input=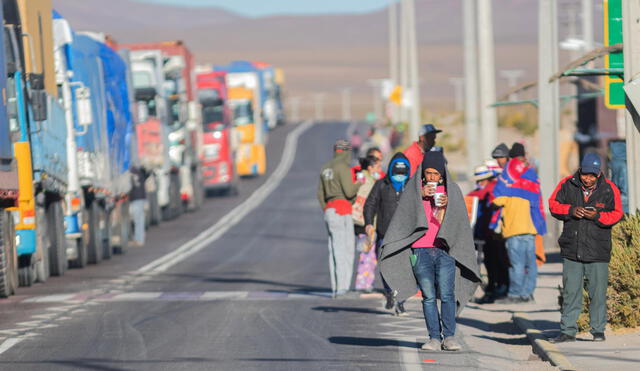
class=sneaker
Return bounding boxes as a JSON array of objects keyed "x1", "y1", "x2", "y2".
[
  {"x1": 494, "y1": 296, "x2": 525, "y2": 304},
  {"x1": 395, "y1": 302, "x2": 408, "y2": 316},
  {"x1": 592, "y1": 332, "x2": 606, "y2": 342},
  {"x1": 420, "y1": 338, "x2": 441, "y2": 351},
  {"x1": 442, "y1": 337, "x2": 462, "y2": 351},
  {"x1": 384, "y1": 291, "x2": 396, "y2": 310},
  {"x1": 549, "y1": 333, "x2": 576, "y2": 344},
  {"x1": 521, "y1": 295, "x2": 536, "y2": 303},
  {"x1": 475, "y1": 294, "x2": 495, "y2": 304}
]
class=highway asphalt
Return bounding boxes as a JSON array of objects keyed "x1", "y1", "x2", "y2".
[{"x1": 0, "y1": 121, "x2": 553, "y2": 371}]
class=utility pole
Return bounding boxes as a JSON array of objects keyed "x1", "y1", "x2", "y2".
[
  {"x1": 399, "y1": 0, "x2": 409, "y2": 125},
  {"x1": 463, "y1": 0, "x2": 480, "y2": 175},
  {"x1": 538, "y1": 0, "x2": 560, "y2": 236},
  {"x1": 582, "y1": 0, "x2": 594, "y2": 51},
  {"x1": 314, "y1": 93, "x2": 325, "y2": 122},
  {"x1": 388, "y1": 0, "x2": 399, "y2": 124},
  {"x1": 449, "y1": 77, "x2": 464, "y2": 112},
  {"x1": 341, "y1": 88, "x2": 352, "y2": 123},
  {"x1": 406, "y1": 0, "x2": 421, "y2": 139},
  {"x1": 622, "y1": 0, "x2": 640, "y2": 214},
  {"x1": 477, "y1": 0, "x2": 498, "y2": 159}
]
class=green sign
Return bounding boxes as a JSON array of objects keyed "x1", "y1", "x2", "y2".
[{"x1": 604, "y1": 0, "x2": 624, "y2": 109}]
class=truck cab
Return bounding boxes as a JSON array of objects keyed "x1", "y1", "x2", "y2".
[
  {"x1": 227, "y1": 87, "x2": 266, "y2": 177},
  {"x1": 196, "y1": 71, "x2": 236, "y2": 194}
]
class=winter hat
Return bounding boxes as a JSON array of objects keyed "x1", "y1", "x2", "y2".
[
  {"x1": 509, "y1": 142, "x2": 526, "y2": 158},
  {"x1": 491, "y1": 143, "x2": 509, "y2": 159},
  {"x1": 421, "y1": 150, "x2": 446, "y2": 176},
  {"x1": 473, "y1": 165, "x2": 494, "y2": 181},
  {"x1": 580, "y1": 152, "x2": 602, "y2": 175}
]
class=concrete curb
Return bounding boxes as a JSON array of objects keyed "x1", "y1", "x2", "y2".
[{"x1": 512, "y1": 312, "x2": 576, "y2": 371}]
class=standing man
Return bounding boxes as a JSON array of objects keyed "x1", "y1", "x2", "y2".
[
  {"x1": 129, "y1": 166, "x2": 149, "y2": 247},
  {"x1": 548, "y1": 153, "x2": 623, "y2": 343},
  {"x1": 493, "y1": 143, "x2": 547, "y2": 303},
  {"x1": 318, "y1": 140, "x2": 362, "y2": 297},
  {"x1": 404, "y1": 124, "x2": 442, "y2": 176}
]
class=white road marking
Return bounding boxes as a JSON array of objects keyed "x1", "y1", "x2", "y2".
[
  {"x1": 135, "y1": 120, "x2": 313, "y2": 278},
  {"x1": 0, "y1": 338, "x2": 23, "y2": 354}
]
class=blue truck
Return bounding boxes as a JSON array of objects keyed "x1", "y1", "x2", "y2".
[
  {"x1": 53, "y1": 13, "x2": 134, "y2": 266},
  {"x1": 2, "y1": 0, "x2": 69, "y2": 287}
]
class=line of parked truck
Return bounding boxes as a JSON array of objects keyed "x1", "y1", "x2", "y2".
[{"x1": 0, "y1": 0, "x2": 287, "y2": 298}]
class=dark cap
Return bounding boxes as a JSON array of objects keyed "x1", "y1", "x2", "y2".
[
  {"x1": 509, "y1": 142, "x2": 526, "y2": 158},
  {"x1": 491, "y1": 143, "x2": 509, "y2": 159},
  {"x1": 580, "y1": 153, "x2": 602, "y2": 175},
  {"x1": 421, "y1": 150, "x2": 446, "y2": 176},
  {"x1": 418, "y1": 124, "x2": 442, "y2": 137}
]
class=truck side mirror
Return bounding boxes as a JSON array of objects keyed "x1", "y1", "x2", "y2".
[
  {"x1": 137, "y1": 101, "x2": 149, "y2": 123},
  {"x1": 75, "y1": 87, "x2": 93, "y2": 133},
  {"x1": 30, "y1": 89, "x2": 47, "y2": 122}
]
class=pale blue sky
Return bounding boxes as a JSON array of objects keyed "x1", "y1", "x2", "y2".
[{"x1": 134, "y1": 0, "x2": 390, "y2": 17}]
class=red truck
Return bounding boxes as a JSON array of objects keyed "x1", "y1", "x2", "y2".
[{"x1": 196, "y1": 71, "x2": 237, "y2": 195}]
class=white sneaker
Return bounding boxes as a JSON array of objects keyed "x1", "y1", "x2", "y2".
[
  {"x1": 442, "y1": 337, "x2": 462, "y2": 351},
  {"x1": 420, "y1": 338, "x2": 441, "y2": 351}
]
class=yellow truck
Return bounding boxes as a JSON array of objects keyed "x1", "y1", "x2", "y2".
[{"x1": 228, "y1": 87, "x2": 266, "y2": 176}]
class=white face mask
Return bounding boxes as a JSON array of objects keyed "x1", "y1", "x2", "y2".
[{"x1": 372, "y1": 172, "x2": 382, "y2": 180}]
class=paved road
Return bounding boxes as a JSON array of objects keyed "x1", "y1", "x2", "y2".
[{"x1": 0, "y1": 122, "x2": 554, "y2": 370}]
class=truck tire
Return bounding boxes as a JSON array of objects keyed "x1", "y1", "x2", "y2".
[
  {"x1": 148, "y1": 191, "x2": 160, "y2": 226},
  {"x1": 113, "y1": 200, "x2": 130, "y2": 255},
  {"x1": 102, "y1": 206, "x2": 112, "y2": 260},
  {"x1": 87, "y1": 201, "x2": 103, "y2": 265},
  {"x1": 69, "y1": 236, "x2": 88, "y2": 269},
  {"x1": 35, "y1": 204, "x2": 49, "y2": 283},
  {"x1": 0, "y1": 211, "x2": 18, "y2": 298},
  {"x1": 47, "y1": 201, "x2": 67, "y2": 277}
]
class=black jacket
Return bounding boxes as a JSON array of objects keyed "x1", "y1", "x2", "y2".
[
  {"x1": 130, "y1": 167, "x2": 149, "y2": 201},
  {"x1": 363, "y1": 178, "x2": 402, "y2": 240},
  {"x1": 549, "y1": 172, "x2": 623, "y2": 263}
]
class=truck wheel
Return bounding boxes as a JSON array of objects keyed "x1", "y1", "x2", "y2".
[
  {"x1": 102, "y1": 206, "x2": 112, "y2": 260},
  {"x1": 47, "y1": 201, "x2": 67, "y2": 277},
  {"x1": 149, "y1": 191, "x2": 160, "y2": 226},
  {"x1": 69, "y1": 237, "x2": 88, "y2": 269},
  {"x1": 114, "y1": 200, "x2": 130, "y2": 255},
  {"x1": 31, "y1": 206, "x2": 51, "y2": 283},
  {"x1": 87, "y1": 201, "x2": 103, "y2": 264},
  {"x1": 0, "y1": 211, "x2": 18, "y2": 298}
]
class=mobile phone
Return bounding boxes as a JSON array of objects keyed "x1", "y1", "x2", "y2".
[{"x1": 584, "y1": 206, "x2": 596, "y2": 211}]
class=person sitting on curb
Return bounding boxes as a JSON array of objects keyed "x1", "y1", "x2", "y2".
[
  {"x1": 379, "y1": 151, "x2": 481, "y2": 352},
  {"x1": 548, "y1": 153, "x2": 623, "y2": 343}
]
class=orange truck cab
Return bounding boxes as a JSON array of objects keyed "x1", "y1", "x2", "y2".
[{"x1": 196, "y1": 71, "x2": 237, "y2": 195}]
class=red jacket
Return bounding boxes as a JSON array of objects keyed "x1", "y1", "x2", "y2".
[{"x1": 403, "y1": 141, "x2": 423, "y2": 177}]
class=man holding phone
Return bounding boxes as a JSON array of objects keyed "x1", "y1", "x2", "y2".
[{"x1": 548, "y1": 153, "x2": 624, "y2": 343}]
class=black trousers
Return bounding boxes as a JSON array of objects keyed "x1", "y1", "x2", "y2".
[{"x1": 483, "y1": 235, "x2": 509, "y2": 290}]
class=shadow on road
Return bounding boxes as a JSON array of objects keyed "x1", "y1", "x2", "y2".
[
  {"x1": 329, "y1": 336, "x2": 417, "y2": 349},
  {"x1": 166, "y1": 273, "x2": 331, "y2": 293},
  {"x1": 312, "y1": 306, "x2": 390, "y2": 315}
]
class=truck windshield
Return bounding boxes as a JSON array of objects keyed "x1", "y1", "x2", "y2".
[
  {"x1": 202, "y1": 105, "x2": 224, "y2": 130},
  {"x1": 231, "y1": 102, "x2": 253, "y2": 126},
  {"x1": 132, "y1": 71, "x2": 153, "y2": 88}
]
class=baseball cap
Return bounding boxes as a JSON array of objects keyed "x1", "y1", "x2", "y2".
[
  {"x1": 580, "y1": 153, "x2": 602, "y2": 175},
  {"x1": 418, "y1": 124, "x2": 442, "y2": 136}
]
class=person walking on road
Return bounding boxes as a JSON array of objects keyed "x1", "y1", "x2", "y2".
[
  {"x1": 129, "y1": 166, "x2": 149, "y2": 247},
  {"x1": 493, "y1": 143, "x2": 547, "y2": 304},
  {"x1": 364, "y1": 152, "x2": 412, "y2": 314},
  {"x1": 467, "y1": 165, "x2": 508, "y2": 303},
  {"x1": 403, "y1": 124, "x2": 442, "y2": 176},
  {"x1": 548, "y1": 153, "x2": 623, "y2": 343},
  {"x1": 352, "y1": 156, "x2": 383, "y2": 293},
  {"x1": 318, "y1": 140, "x2": 362, "y2": 297},
  {"x1": 379, "y1": 151, "x2": 481, "y2": 351},
  {"x1": 491, "y1": 143, "x2": 510, "y2": 169}
]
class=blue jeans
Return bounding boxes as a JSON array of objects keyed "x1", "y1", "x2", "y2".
[
  {"x1": 505, "y1": 234, "x2": 537, "y2": 298},
  {"x1": 412, "y1": 248, "x2": 456, "y2": 340}
]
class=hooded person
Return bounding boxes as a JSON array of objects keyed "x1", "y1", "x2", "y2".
[
  {"x1": 379, "y1": 151, "x2": 481, "y2": 351},
  {"x1": 364, "y1": 152, "x2": 411, "y2": 314}
]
